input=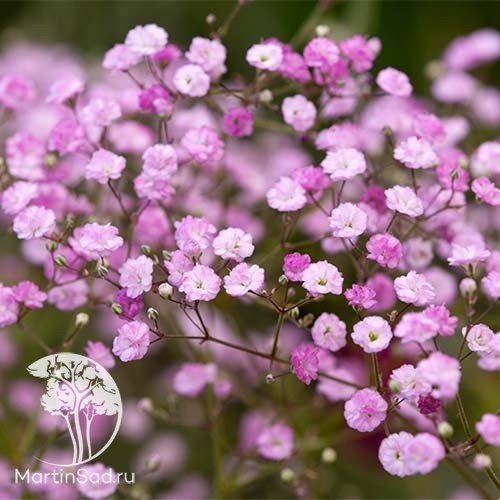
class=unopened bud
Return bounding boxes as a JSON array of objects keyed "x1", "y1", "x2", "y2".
[
  {"x1": 458, "y1": 157, "x2": 469, "y2": 169},
  {"x1": 145, "y1": 454, "x2": 161, "y2": 473},
  {"x1": 321, "y1": 447, "x2": 337, "y2": 463},
  {"x1": 96, "y1": 263, "x2": 109, "y2": 277},
  {"x1": 278, "y1": 274, "x2": 288, "y2": 286},
  {"x1": 280, "y1": 468, "x2": 295, "y2": 483},
  {"x1": 388, "y1": 379, "x2": 401, "y2": 393},
  {"x1": 459, "y1": 278, "x2": 476, "y2": 297},
  {"x1": 75, "y1": 312, "x2": 89, "y2": 328},
  {"x1": 265, "y1": 373, "x2": 275, "y2": 384},
  {"x1": 138, "y1": 397, "x2": 153, "y2": 413},
  {"x1": 259, "y1": 89, "x2": 273, "y2": 103},
  {"x1": 300, "y1": 313, "x2": 315, "y2": 328},
  {"x1": 472, "y1": 453, "x2": 492, "y2": 470},
  {"x1": 45, "y1": 152, "x2": 58, "y2": 168},
  {"x1": 111, "y1": 303, "x2": 123, "y2": 315},
  {"x1": 315, "y1": 25, "x2": 330, "y2": 37},
  {"x1": 437, "y1": 421, "x2": 454, "y2": 439},
  {"x1": 158, "y1": 282, "x2": 173, "y2": 299},
  {"x1": 141, "y1": 245, "x2": 152, "y2": 256},
  {"x1": 206, "y1": 13, "x2": 216, "y2": 24},
  {"x1": 147, "y1": 307, "x2": 159, "y2": 321},
  {"x1": 46, "y1": 241, "x2": 58, "y2": 253},
  {"x1": 65, "y1": 214, "x2": 75, "y2": 229},
  {"x1": 162, "y1": 250, "x2": 172, "y2": 261},
  {"x1": 54, "y1": 254, "x2": 67, "y2": 267},
  {"x1": 288, "y1": 306, "x2": 300, "y2": 320},
  {"x1": 425, "y1": 60, "x2": 444, "y2": 80}
]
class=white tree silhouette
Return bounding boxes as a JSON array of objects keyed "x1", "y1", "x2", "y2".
[{"x1": 28, "y1": 353, "x2": 121, "y2": 465}]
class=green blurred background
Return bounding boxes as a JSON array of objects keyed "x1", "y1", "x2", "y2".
[{"x1": 0, "y1": 0, "x2": 499, "y2": 92}]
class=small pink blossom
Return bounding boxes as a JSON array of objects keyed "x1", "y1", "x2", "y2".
[
  {"x1": 12, "y1": 281, "x2": 46, "y2": 309},
  {"x1": 173, "y1": 362, "x2": 217, "y2": 397},
  {"x1": 213, "y1": 228, "x2": 254, "y2": 262},
  {"x1": 1, "y1": 181, "x2": 38, "y2": 216},
  {"x1": 221, "y1": 107, "x2": 254, "y2": 137},
  {"x1": 376, "y1": 67, "x2": 413, "y2": 97},
  {"x1": 471, "y1": 177, "x2": 500, "y2": 206},
  {"x1": 186, "y1": 37, "x2": 226, "y2": 78},
  {"x1": 283, "y1": 252, "x2": 311, "y2": 282},
  {"x1": 394, "y1": 136, "x2": 438, "y2": 169},
  {"x1": 389, "y1": 364, "x2": 430, "y2": 403},
  {"x1": 103, "y1": 43, "x2": 142, "y2": 71},
  {"x1": 344, "y1": 388, "x2": 387, "y2": 432},
  {"x1": 246, "y1": 43, "x2": 283, "y2": 71},
  {"x1": 482, "y1": 271, "x2": 500, "y2": 299},
  {"x1": 385, "y1": 186, "x2": 424, "y2": 217},
  {"x1": 181, "y1": 126, "x2": 224, "y2": 169},
  {"x1": 85, "y1": 341, "x2": 116, "y2": 370},
  {"x1": 344, "y1": 284, "x2": 377, "y2": 309},
  {"x1": 447, "y1": 243, "x2": 491, "y2": 268},
  {"x1": 46, "y1": 77, "x2": 84, "y2": 104},
  {"x1": 142, "y1": 144, "x2": 178, "y2": 178},
  {"x1": 6, "y1": 131, "x2": 45, "y2": 181},
  {"x1": 405, "y1": 433, "x2": 445, "y2": 475},
  {"x1": 224, "y1": 263, "x2": 264, "y2": 297},
  {"x1": 0, "y1": 285, "x2": 19, "y2": 327},
  {"x1": 476, "y1": 413, "x2": 500, "y2": 447},
  {"x1": 174, "y1": 215, "x2": 216, "y2": 256},
  {"x1": 81, "y1": 97, "x2": 122, "y2": 128},
  {"x1": 0, "y1": 74, "x2": 36, "y2": 109},
  {"x1": 351, "y1": 316, "x2": 393, "y2": 353},
  {"x1": 119, "y1": 255, "x2": 154, "y2": 299},
  {"x1": 291, "y1": 165, "x2": 329, "y2": 192},
  {"x1": 464, "y1": 324, "x2": 494, "y2": 353},
  {"x1": 47, "y1": 280, "x2": 89, "y2": 311},
  {"x1": 394, "y1": 271, "x2": 435, "y2": 306},
  {"x1": 266, "y1": 176, "x2": 307, "y2": 212},
  {"x1": 378, "y1": 431, "x2": 414, "y2": 477},
  {"x1": 303, "y1": 37, "x2": 339, "y2": 69},
  {"x1": 321, "y1": 147, "x2": 367, "y2": 182},
  {"x1": 125, "y1": 24, "x2": 168, "y2": 56},
  {"x1": 164, "y1": 250, "x2": 194, "y2": 287},
  {"x1": 329, "y1": 202, "x2": 368, "y2": 238},
  {"x1": 291, "y1": 343, "x2": 320, "y2": 384},
  {"x1": 114, "y1": 288, "x2": 144, "y2": 320},
  {"x1": 340, "y1": 35, "x2": 378, "y2": 72},
  {"x1": 366, "y1": 233, "x2": 403, "y2": 269},
  {"x1": 13, "y1": 206, "x2": 56, "y2": 240},
  {"x1": 416, "y1": 352, "x2": 461, "y2": 400},
  {"x1": 173, "y1": 64, "x2": 210, "y2": 97},
  {"x1": 112, "y1": 320, "x2": 150, "y2": 362},
  {"x1": 302, "y1": 260, "x2": 344, "y2": 297},
  {"x1": 69, "y1": 222, "x2": 124, "y2": 259},
  {"x1": 256, "y1": 423, "x2": 294, "y2": 460},
  {"x1": 311, "y1": 313, "x2": 347, "y2": 352},
  {"x1": 85, "y1": 149, "x2": 126, "y2": 184},
  {"x1": 138, "y1": 85, "x2": 172, "y2": 116},
  {"x1": 179, "y1": 264, "x2": 221, "y2": 302},
  {"x1": 282, "y1": 94, "x2": 317, "y2": 132}
]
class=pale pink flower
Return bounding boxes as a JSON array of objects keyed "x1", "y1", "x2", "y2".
[
  {"x1": 311, "y1": 313, "x2": 347, "y2": 352},
  {"x1": 119, "y1": 255, "x2": 154, "y2": 298},
  {"x1": 394, "y1": 271, "x2": 435, "y2": 306},
  {"x1": 186, "y1": 37, "x2": 226, "y2": 78},
  {"x1": 378, "y1": 432, "x2": 414, "y2": 477},
  {"x1": 282, "y1": 94, "x2": 317, "y2": 132},
  {"x1": 416, "y1": 352, "x2": 461, "y2": 400},
  {"x1": 125, "y1": 24, "x2": 168, "y2": 55},
  {"x1": 5, "y1": 131, "x2": 45, "y2": 181},
  {"x1": 291, "y1": 343, "x2": 320, "y2": 384},
  {"x1": 85, "y1": 149, "x2": 126, "y2": 184},
  {"x1": 13, "y1": 206, "x2": 56, "y2": 240},
  {"x1": 85, "y1": 341, "x2": 116, "y2": 370},
  {"x1": 302, "y1": 261, "x2": 344, "y2": 297},
  {"x1": 112, "y1": 320, "x2": 150, "y2": 362},
  {"x1": 366, "y1": 233, "x2": 402, "y2": 269},
  {"x1": 164, "y1": 250, "x2": 194, "y2": 287},
  {"x1": 213, "y1": 228, "x2": 254, "y2": 262},
  {"x1": 1, "y1": 181, "x2": 38, "y2": 216},
  {"x1": 81, "y1": 97, "x2": 122, "y2": 128},
  {"x1": 389, "y1": 364, "x2": 430, "y2": 403},
  {"x1": 0, "y1": 285, "x2": 19, "y2": 327},
  {"x1": 173, "y1": 64, "x2": 210, "y2": 97},
  {"x1": 46, "y1": 77, "x2": 84, "y2": 104},
  {"x1": 224, "y1": 263, "x2": 264, "y2": 297},
  {"x1": 376, "y1": 67, "x2": 413, "y2": 97},
  {"x1": 464, "y1": 324, "x2": 494, "y2": 353},
  {"x1": 179, "y1": 264, "x2": 221, "y2": 302},
  {"x1": 329, "y1": 202, "x2": 368, "y2": 238},
  {"x1": 174, "y1": 215, "x2": 216, "y2": 256},
  {"x1": 447, "y1": 243, "x2": 491, "y2": 268},
  {"x1": 0, "y1": 74, "x2": 36, "y2": 109},
  {"x1": 344, "y1": 388, "x2": 388, "y2": 432},
  {"x1": 394, "y1": 136, "x2": 438, "y2": 169},
  {"x1": 321, "y1": 147, "x2": 367, "y2": 181},
  {"x1": 303, "y1": 37, "x2": 339, "y2": 69},
  {"x1": 181, "y1": 126, "x2": 224, "y2": 168},
  {"x1": 246, "y1": 43, "x2": 283, "y2": 71},
  {"x1": 351, "y1": 316, "x2": 393, "y2": 353},
  {"x1": 103, "y1": 43, "x2": 142, "y2": 71},
  {"x1": 385, "y1": 186, "x2": 424, "y2": 217},
  {"x1": 256, "y1": 423, "x2": 294, "y2": 460},
  {"x1": 47, "y1": 280, "x2": 89, "y2": 311},
  {"x1": 76, "y1": 463, "x2": 118, "y2": 499},
  {"x1": 476, "y1": 413, "x2": 500, "y2": 447},
  {"x1": 12, "y1": 281, "x2": 46, "y2": 309},
  {"x1": 173, "y1": 362, "x2": 217, "y2": 396},
  {"x1": 142, "y1": 144, "x2": 178, "y2": 178},
  {"x1": 266, "y1": 176, "x2": 307, "y2": 212},
  {"x1": 405, "y1": 433, "x2": 445, "y2": 475},
  {"x1": 482, "y1": 271, "x2": 500, "y2": 299},
  {"x1": 69, "y1": 223, "x2": 123, "y2": 259}
]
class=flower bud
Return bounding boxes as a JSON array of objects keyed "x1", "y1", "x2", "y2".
[
  {"x1": 278, "y1": 274, "x2": 288, "y2": 286},
  {"x1": 315, "y1": 25, "x2": 330, "y2": 36},
  {"x1": 45, "y1": 152, "x2": 58, "y2": 168},
  {"x1": 138, "y1": 397, "x2": 153, "y2": 413},
  {"x1": 96, "y1": 263, "x2": 109, "y2": 277},
  {"x1": 75, "y1": 312, "x2": 89, "y2": 328},
  {"x1": 46, "y1": 241, "x2": 58, "y2": 253},
  {"x1": 280, "y1": 468, "x2": 295, "y2": 483},
  {"x1": 206, "y1": 13, "x2": 216, "y2": 24},
  {"x1": 300, "y1": 313, "x2": 315, "y2": 328},
  {"x1": 265, "y1": 373, "x2": 275, "y2": 384},
  {"x1": 141, "y1": 245, "x2": 152, "y2": 256},
  {"x1": 162, "y1": 250, "x2": 172, "y2": 261},
  {"x1": 459, "y1": 277, "x2": 476, "y2": 297},
  {"x1": 54, "y1": 254, "x2": 67, "y2": 267},
  {"x1": 288, "y1": 307, "x2": 300, "y2": 320},
  {"x1": 111, "y1": 303, "x2": 123, "y2": 315},
  {"x1": 472, "y1": 453, "x2": 492, "y2": 470},
  {"x1": 321, "y1": 447, "x2": 337, "y2": 464},
  {"x1": 158, "y1": 282, "x2": 173, "y2": 299},
  {"x1": 145, "y1": 454, "x2": 161, "y2": 473},
  {"x1": 259, "y1": 89, "x2": 273, "y2": 103},
  {"x1": 437, "y1": 421, "x2": 454, "y2": 439},
  {"x1": 388, "y1": 379, "x2": 401, "y2": 393},
  {"x1": 147, "y1": 307, "x2": 159, "y2": 321}
]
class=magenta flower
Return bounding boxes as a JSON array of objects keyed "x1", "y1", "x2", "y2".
[
  {"x1": 283, "y1": 252, "x2": 311, "y2": 282},
  {"x1": 344, "y1": 284, "x2": 377, "y2": 309},
  {"x1": 376, "y1": 67, "x2": 413, "y2": 97},
  {"x1": 290, "y1": 343, "x2": 320, "y2": 385},
  {"x1": 222, "y1": 107, "x2": 254, "y2": 137}
]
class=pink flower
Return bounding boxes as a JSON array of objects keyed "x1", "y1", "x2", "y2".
[
  {"x1": 340, "y1": 35, "x2": 378, "y2": 72},
  {"x1": 471, "y1": 177, "x2": 500, "y2": 206},
  {"x1": 321, "y1": 147, "x2": 367, "y2": 181},
  {"x1": 344, "y1": 388, "x2": 388, "y2": 432},
  {"x1": 376, "y1": 67, "x2": 413, "y2": 97},
  {"x1": 475, "y1": 413, "x2": 500, "y2": 447},
  {"x1": 221, "y1": 107, "x2": 254, "y2": 137},
  {"x1": 179, "y1": 264, "x2": 221, "y2": 302},
  {"x1": 103, "y1": 43, "x2": 142, "y2": 71},
  {"x1": 302, "y1": 261, "x2": 344, "y2": 297},
  {"x1": 6, "y1": 132, "x2": 45, "y2": 181},
  {"x1": 413, "y1": 112, "x2": 445, "y2": 142},
  {"x1": 0, "y1": 74, "x2": 36, "y2": 109},
  {"x1": 423, "y1": 305, "x2": 457, "y2": 336},
  {"x1": 482, "y1": 271, "x2": 500, "y2": 299},
  {"x1": 266, "y1": 176, "x2": 307, "y2": 212},
  {"x1": 76, "y1": 463, "x2": 118, "y2": 499},
  {"x1": 186, "y1": 37, "x2": 226, "y2": 78},
  {"x1": 173, "y1": 64, "x2": 210, "y2": 97},
  {"x1": 394, "y1": 136, "x2": 438, "y2": 169},
  {"x1": 46, "y1": 77, "x2": 84, "y2": 104},
  {"x1": 389, "y1": 364, "x2": 430, "y2": 403},
  {"x1": 85, "y1": 341, "x2": 116, "y2": 370},
  {"x1": 432, "y1": 71, "x2": 477, "y2": 103},
  {"x1": 447, "y1": 243, "x2": 491, "y2": 268},
  {"x1": 0, "y1": 285, "x2": 19, "y2": 327},
  {"x1": 174, "y1": 215, "x2": 216, "y2": 256},
  {"x1": 181, "y1": 126, "x2": 224, "y2": 169},
  {"x1": 471, "y1": 141, "x2": 500, "y2": 177},
  {"x1": 291, "y1": 165, "x2": 329, "y2": 192},
  {"x1": 85, "y1": 149, "x2": 126, "y2": 184},
  {"x1": 256, "y1": 423, "x2": 294, "y2": 460},
  {"x1": 378, "y1": 432, "x2": 414, "y2": 477},
  {"x1": 394, "y1": 271, "x2": 435, "y2": 306},
  {"x1": 394, "y1": 311, "x2": 439, "y2": 344},
  {"x1": 385, "y1": 186, "x2": 424, "y2": 217},
  {"x1": 366, "y1": 233, "x2": 403, "y2": 269},
  {"x1": 164, "y1": 250, "x2": 194, "y2": 287},
  {"x1": 303, "y1": 37, "x2": 339, "y2": 69},
  {"x1": 283, "y1": 252, "x2": 311, "y2": 281},
  {"x1": 125, "y1": 24, "x2": 168, "y2": 56},
  {"x1": 351, "y1": 316, "x2": 393, "y2": 353},
  {"x1": 311, "y1": 313, "x2": 347, "y2": 352},
  {"x1": 119, "y1": 255, "x2": 154, "y2": 298},
  {"x1": 213, "y1": 228, "x2": 254, "y2": 262},
  {"x1": 404, "y1": 433, "x2": 445, "y2": 475},
  {"x1": 173, "y1": 362, "x2": 217, "y2": 396},
  {"x1": 81, "y1": 97, "x2": 122, "y2": 128},
  {"x1": 1, "y1": 181, "x2": 38, "y2": 216},
  {"x1": 282, "y1": 94, "x2": 317, "y2": 132},
  {"x1": 366, "y1": 273, "x2": 397, "y2": 312},
  {"x1": 69, "y1": 223, "x2": 123, "y2": 259},
  {"x1": 224, "y1": 263, "x2": 264, "y2": 297},
  {"x1": 47, "y1": 280, "x2": 89, "y2": 311},
  {"x1": 112, "y1": 320, "x2": 150, "y2": 362},
  {"x1": 48, "y1": 118, "x2": 88, "y2": 155},
  {"x1": 329, "y1": 202, "x2": 368, "y2": 238},
  {"x1": 142, "y1": 144, "x2": 178, "y2": 178},
  {"x1": 416, "y1": 352, "x2": 461, "y2": 400},
  {"x1": 138, "y1": 84, "x2": 172, "y2": 116},
  {"x1": 114, "y1": 288, "x2": 144, "y2": 319},
  {"x1": 403, "y1": 237, "x2": 433, "y2": 270},
  {"x1": 291, "y1": 343, "x2": 320, "y2": 384},
  {"x1": 344, "y1": 284, "x2": 377, "y2": 309},
  {"x1": 464, "y1": 324, "x2": 494, "y2": 353},
  {"x1": 12, "y1": 281, "x2": 46, "y2": 309},
  {"x1": 246, "y1": 43, "x2": 283, "y2": 71},
  {"x1": 13, "y1": 206, "x2": 56, "y2": 240}
]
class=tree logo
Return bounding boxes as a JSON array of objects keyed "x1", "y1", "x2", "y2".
[{"x1": 27, "y1": 353, "x2": 122, "y2": 467}]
